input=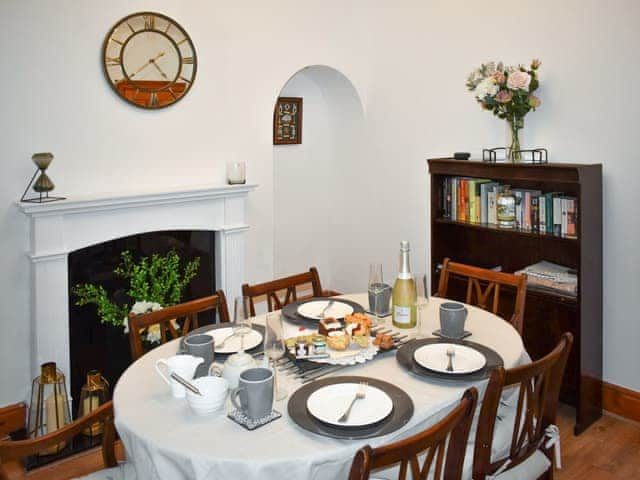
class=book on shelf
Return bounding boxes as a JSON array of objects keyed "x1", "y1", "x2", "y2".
[
  {"x1": 516, "y1": 260, "x2": 578, "y2": 296},
  {"x1": 439, "y1": 176, "x2": 578, "y2": 239}
]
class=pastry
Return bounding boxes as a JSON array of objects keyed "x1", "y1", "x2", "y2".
[
  {"x1": 326, "y1": 330, "x2": 350, "y2": 351},
  {"x1": 373, "y1": 332, "x2": 394, "y2": 350},
  {"x1": 318, "y1": 317, "x2": 343, "y2": 336},
  {"x1": 344, "y1": 313, "x2": 372, "y2": 347}
]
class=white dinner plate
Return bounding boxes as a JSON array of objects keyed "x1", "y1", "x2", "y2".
[
  {"x1": 205, "y1": 327, "x2": 263, "y2": 354},
  {"x1": 297, "y1": 300, "x2": 354, "y2": 320},
  {"x1": 306, "y1": 383, "x2": 393, "y2": 427},
  {"x1": 413, "y1": 343, "x2": 486, "y2": 375}
]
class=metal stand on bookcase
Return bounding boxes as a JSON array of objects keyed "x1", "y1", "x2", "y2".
[{"x1": 482, "y1": 147, "x2": 549, "y2": 164}]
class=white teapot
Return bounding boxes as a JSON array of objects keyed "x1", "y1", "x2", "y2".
[{"x1": 209, "y1": 352, "x2": 257, "y2": 389}]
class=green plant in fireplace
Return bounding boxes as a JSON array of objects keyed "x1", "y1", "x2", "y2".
[{"x1": 73, "y1": 250, "x2": 200, "y2": 338}]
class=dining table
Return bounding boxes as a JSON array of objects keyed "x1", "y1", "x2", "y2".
[{"x1": 112, "y1": 293, "x2": 528, "y2": 480}]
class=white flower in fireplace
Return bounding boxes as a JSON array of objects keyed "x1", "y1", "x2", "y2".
[{"x1": 123, "y1": 301, "x2": 179, "y2": 345}]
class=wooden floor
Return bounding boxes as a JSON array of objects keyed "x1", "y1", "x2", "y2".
[
  {"x1": 556, "y1": 404, "x2": 640, "y2": 480},
  {"x1": 21, "y1": 405, "x2": 640, "y2": 479}
]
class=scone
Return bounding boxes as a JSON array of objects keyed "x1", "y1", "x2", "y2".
[{"x1": 326, "y1": 330, "x2": 350, "y2": 350}]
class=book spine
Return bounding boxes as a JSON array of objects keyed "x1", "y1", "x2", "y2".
[
  {"x1": 488, "y1": 189, "x2": 497, "y2": 225},
  {"x1": 523, "y1": 192, "x2": 531, "y2": 231},
  {"x1": 468, "y1": 180, "x2": 477, "y2": 223},
  {"x1": 553, "y1": 197, "x2": 563, "y2": 236},
  {"x1": 539, "y1": 199, "x2": 546, "y2": 233},
  {"x1": 531, "y1": 195, "x2": 540, "y2": 233},
  {"x1": 561, "y1": 198, "x2": 569, "y2": 237},
  {"x1": 443, "y1": 178, "x2": 451, "y2": 218},
  {"x1": 545, "y1": 193, "x2": 554, "y2": 234},
  {"x1": 567, "y1": 198, "x2": 577, "y2": 238},
  {"x1": 451, "y1": 178, "x2": 458, "y2": 221},
  {"x1": 480, "y1": 183, "x2": 488, "y2": 224},
  {"x1": 459, "y1": 180, "x2": 467, "y2": 222},
  {"x1": 514, "y1": 191, "x2": 523, "y2": 229}
]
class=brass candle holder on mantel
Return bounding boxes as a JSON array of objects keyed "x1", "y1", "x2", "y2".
[{"x1": 20, "y1": 152, "x2": 66, "y2": 203}]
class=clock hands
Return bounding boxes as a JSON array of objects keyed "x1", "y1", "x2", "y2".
[
  {"x1": 149, "y1": 58, "x2": 169, "y2": 80},
  {"x1": 129, "y1": 51, "x2": 165, "y2": 78}
]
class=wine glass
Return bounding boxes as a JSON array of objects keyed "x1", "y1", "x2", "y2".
[
  {"x1": 264, "y1": 312, "x2": 288, "y2": 400},
  {"x1": 233, "y1": 296, "x2": 252, "y2": 353},
  {"x1": 415, "y1": 273, "x2": 430, "y2": 338},
  {"x1": 368, "y1": 263, "x2": 385, "y2": 324}
]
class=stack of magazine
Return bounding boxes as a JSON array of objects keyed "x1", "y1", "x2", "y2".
[{"x1": 516, "y1": 261, "x2": 578, "y2": 297}]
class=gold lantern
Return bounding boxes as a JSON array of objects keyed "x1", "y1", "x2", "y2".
[
  {"x1": 27, "y1": 362, "x2": 72, "y2": 455},
  {"x1": 77, "y1": 370, "x2": 110, "y2": 436}
]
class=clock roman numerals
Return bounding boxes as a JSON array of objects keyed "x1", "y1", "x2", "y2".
[
  {"x1": 106, "y1": 56, "x2": 121, "y2": 67},
  {"x1": 148, "y1": 92, "x2": 159, "y2": 107},
  {"x1": 182, "y1": 57, "x2": 194, "y2": 65},
  {"x1": 144, "y1": 15, "x2": 156, "y2": 30}
]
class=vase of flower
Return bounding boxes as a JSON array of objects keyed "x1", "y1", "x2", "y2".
[
  {"x1": 506, "y1": 115, "x2": 524, "y2": 163},
  {"x1": 466, "y1": 59, "x2": 542, "y2": 163}
]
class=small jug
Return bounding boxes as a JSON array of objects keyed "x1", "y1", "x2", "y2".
[
  {"x1": 155, "y1": 354, "x2": 204, "y2": 398},
  {"x1": 209, "y1": 352, "x2": 257, "y2": 389}
]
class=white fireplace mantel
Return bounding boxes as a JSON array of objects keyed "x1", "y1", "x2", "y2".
[{"x1": 18, "y1": 183, "x2": 257, "y2": 384}]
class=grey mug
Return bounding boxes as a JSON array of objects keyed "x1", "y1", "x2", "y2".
[
  {"x1": 439, "y1": 302, "x2": 468, "y2": 338},
  {"x1": 230, "y1": 367, "x2": 274, "y2": 420},
  {"x1": 183, "y1": 334, "x2": 214, "y2": 378}
]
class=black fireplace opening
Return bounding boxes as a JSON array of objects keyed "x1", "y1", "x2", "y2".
[{"x1": 68, "y1": 230, "x2": 216, "y2": 415}]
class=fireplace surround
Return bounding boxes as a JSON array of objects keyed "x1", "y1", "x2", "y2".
[{"x1": 18, "y1": 183, "x2": 256, "y2": 397}]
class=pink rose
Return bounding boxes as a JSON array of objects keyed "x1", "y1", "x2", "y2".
[
  {"x1": 528, "y1": 95, "x2": 541, "y2": 108},
  {"x1": 495, "y1": 90, "x2": 513, "y2": 103},
  {"x1": 492, "y1": 71, "x2": 506, "y2": 84},
  {"x1": 507, "y1": 70, "x2": 531, "y2": 91}
]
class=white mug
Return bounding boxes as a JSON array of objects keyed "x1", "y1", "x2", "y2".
[{"x1": 155, "y1": 354, "x2": 204, "y2": 398}]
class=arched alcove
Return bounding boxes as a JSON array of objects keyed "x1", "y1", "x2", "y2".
[{"x1": 272, "y1": 66, "x2": 364, "y2": 288}]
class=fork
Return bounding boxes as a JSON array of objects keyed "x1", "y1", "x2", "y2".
[
  {"x1": 320, "y1": 300, "x2": 335, "y2": 318},
  {"x1": 338, "y1": 382, "x2": 367, "y2": 423}
]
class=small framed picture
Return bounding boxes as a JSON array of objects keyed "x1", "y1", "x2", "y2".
[{"x1": 273, "y1": 97, "x2": 302, "y2": 145}]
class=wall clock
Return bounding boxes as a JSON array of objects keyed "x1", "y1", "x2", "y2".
[{"x1": 102, "y1": 12, "x2": 197, "y2": 109}]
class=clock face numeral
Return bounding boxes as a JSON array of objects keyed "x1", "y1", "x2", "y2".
[
  {"x1": 179, "y1": 76, "x2": 191, "y2": 84},
  {"x1": 126, "y1": 22, "x2": 136, "y2": 34},
  {"x1": 109, "y1": 36, "x2": 124, "y2": 46},
  {"x1": 148, "y1": 92, "x2": 159, "y2": 107},
  {"x1": 106, "y1": 56, "x2": 121, "y2": 67},
  {"x1": 182, "y1": 57, "x2": 194, "y2": 65},
  {"x1": 144, "y1": 15, "x2": 156, "y2": 30},
  {"x1": 177, "y1": 38, "x2": 188, "y2": 46}
]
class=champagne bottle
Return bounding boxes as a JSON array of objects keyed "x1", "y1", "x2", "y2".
[{"x1": 392, "y1": 240, "x2": 417, "y2": 328}]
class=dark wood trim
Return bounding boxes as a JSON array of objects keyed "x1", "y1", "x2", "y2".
[
  {"x1": 0, "y1": 403, "x2": 26, "y2": 440},
  {"x1": 603, "y1": 382, "x2": 640, "y2": 423}
]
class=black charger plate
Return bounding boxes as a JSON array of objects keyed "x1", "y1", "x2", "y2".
[
  {"x1": 281, "y1": 298, "x2": 365, "y2": 327},
  {"x1": 396, "y1": 338, "x2": 503, "y2": 381},
  {"x1": 180, "y1": 322, "x2": 265, "y2": 358},
  {"x1": 288, "y1": 375, "x2": 414, "y2": 440}
]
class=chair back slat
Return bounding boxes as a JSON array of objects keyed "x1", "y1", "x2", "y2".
[
  {"x1": 349, "y1": 388, "x2": 478, "y2": 480},
  {"x1": 473, "y1": 332, "x2": 573, "y2": 478},
  {"x1": 128, "y1": 290, "x2": 230, "y2": 360},
  {"x1": 243, "y1": 267, "x2": 325, "y2": 316},
  {"x1": 437, "y1": 257, "x2": 527, "y2": 334}
]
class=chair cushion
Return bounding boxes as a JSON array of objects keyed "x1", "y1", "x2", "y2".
[{"x1": 488, "y1": 450, "x2": 551, "y2": 480}]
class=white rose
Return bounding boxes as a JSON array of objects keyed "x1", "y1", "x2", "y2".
[
  {"x1": 506, "y1": 70, "x2": 531, "y2": 91},
  {"x1": 475, "y1": 77, "x2": 499, "y2": 100}
]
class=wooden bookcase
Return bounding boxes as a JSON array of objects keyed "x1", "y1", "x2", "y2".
[{"x1": 428, "y1": 158, "x2": 602, "y2": 434}]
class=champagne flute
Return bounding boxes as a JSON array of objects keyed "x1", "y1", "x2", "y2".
[
  {"x1": 264, "y1": 312, "x2": 288, "y2": 400},
  {"x1": 233, "y1": 296, "x2": 252, "y2": 353},
  {"x1": 415, "y1": 273, "x2": 430, "y2": 338},
  {"x1": 368, "y1": 263, "x2": 384, "y2": 323}
]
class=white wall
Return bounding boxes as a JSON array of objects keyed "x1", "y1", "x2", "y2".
[{"x1": 1, "y1": 0, "x2": 638, "y2": 405}]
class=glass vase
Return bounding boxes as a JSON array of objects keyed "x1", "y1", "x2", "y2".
[
  {"x1": 496, "y1": 187, "x2": 516, "y2": 229},
  {"x1": 506, "y1": 116, "x2": 524, "y2": 163}
]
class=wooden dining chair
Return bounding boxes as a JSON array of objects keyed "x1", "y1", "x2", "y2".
[
  {"x1": 436, "y1": 258, "x2": 528, "y2": 334},
  {"x1": 242, "y1": 266, "x2": 339, "y2": 316},
  {"x1": 0, "y1": 401, "x2": 121, "y2": 480},
  {"x1": 348, "y1": 388, "x2": 478, "y2": 480},
  {"x1": 472, "y1": 332, "x2": 573, "y2": 480},
  {"x1": 128, "y1": 290, "x2": 230, "y2": 360}
]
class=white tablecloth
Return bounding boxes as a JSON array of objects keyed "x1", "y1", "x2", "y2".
[{"x1": 113, "y1": 295, "x2": 527, "y2": 480}]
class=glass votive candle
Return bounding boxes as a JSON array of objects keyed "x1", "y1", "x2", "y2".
[{"x1": 227, "y1": 162, "x2": 246, "y2": 185}]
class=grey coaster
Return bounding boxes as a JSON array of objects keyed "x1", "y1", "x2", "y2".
[
  {"x1": 228, "y1": 409, "x2": 282, "y2": 431},
  {"x1": 432, "y1": 329, "x2": 472, "y2": 340}
]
